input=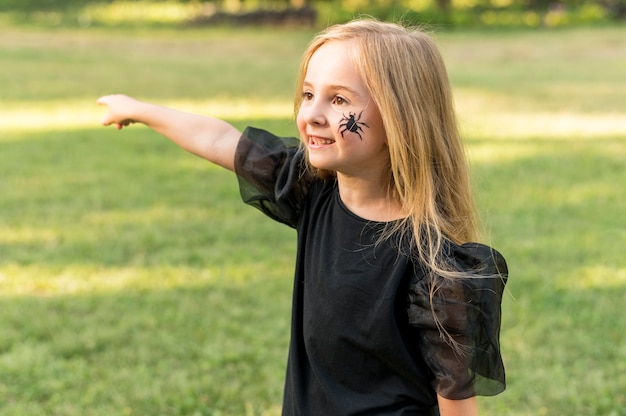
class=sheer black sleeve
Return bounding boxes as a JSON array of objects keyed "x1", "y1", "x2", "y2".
[
  {"x1": 407, "y1": 243, "x2": 508, "y2": 399},
  {"x1": 234, "y1": 127, "x2": 313, "y2": 228}
]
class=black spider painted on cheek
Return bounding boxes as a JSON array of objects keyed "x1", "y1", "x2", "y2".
[{"x1": 338, "y1": 110, "x2": 369, "y2": 140}]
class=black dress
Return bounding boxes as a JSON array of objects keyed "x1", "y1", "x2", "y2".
[{"x1": 235, "y1": 127, "x2": 508, "y2": 416}]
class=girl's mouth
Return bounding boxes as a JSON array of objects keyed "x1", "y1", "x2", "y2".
[{"x1": 309, "y1": 136, "x2": 335, "y2": 148}]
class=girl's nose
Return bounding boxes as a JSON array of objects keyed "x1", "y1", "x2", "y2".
[{"x1": 300, "y1": 101, "x2": 327, "y2": 126}]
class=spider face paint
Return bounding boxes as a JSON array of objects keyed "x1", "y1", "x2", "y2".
[{"x1": 338, "y1": 110, "x2": 369, "y2": 140}]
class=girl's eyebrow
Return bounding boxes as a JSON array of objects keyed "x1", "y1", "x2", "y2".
[{"x1": 302, "y1": 81, "x2": 360, "y2": 96}]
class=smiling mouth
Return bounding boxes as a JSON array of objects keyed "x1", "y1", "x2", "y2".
[{"x1": 309, "y1": 136, "x2": 335, "y2": 147}]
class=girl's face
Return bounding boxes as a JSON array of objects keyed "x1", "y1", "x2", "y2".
[{"x1": 297, "y1": 40, "x2": 388, "y2": 179}]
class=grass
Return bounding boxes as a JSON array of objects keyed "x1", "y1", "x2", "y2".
[{"x1": 1, "y1": 24, "x2": 625, "y2": 415}]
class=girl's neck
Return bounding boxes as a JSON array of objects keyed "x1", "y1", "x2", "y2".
[{"x1": 336, "y1": 173, "x2": 405, "y2": 222}]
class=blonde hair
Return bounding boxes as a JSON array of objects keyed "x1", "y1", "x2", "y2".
[{"x1": 294, "y1": 19, "x2": 480, "y2": 347}]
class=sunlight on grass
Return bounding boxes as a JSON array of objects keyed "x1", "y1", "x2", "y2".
[
  {"x1": 0, "y1": 226, "x2": 60, "y2": 246},
  {"x1": 0, "y1": 99, "x2": 294, "y2": 134},
  {"x1": 80, "y1": 1, "x2": 198, "y2": 26},
  {"x1": 0, "y1": 1, "x2": 200, "y2": 27},
  {"x1": 455, "y1": 90, "x2": 626, "y2": 140},
  {"x1": 460, "y1": 110, "x2": 626, "y2": 140},
  {"x1": 0, "y1": 264, "x2": 219, "y2": 297},
  {"x1": 466, "y1": 140, "x2": 541, "y2": 164},
  {"x1": 558, "y1": 266, "x2": 626, "y2": 290}
]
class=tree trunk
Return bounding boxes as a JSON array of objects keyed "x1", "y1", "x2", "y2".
[{"x1": 435, "y1": 0, "x2": 452, "y2": 12}]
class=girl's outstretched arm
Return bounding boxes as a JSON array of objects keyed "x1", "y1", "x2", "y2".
[
  {"x1": 97, "y1": 94, "x2": 241, "y2": 172},
  {"x1": 437, "y1": 395, "x2": 478, "y2": 416}
]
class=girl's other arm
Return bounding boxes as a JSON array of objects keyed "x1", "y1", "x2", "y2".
[
  {"x1": 437, "y1": 395, "x2": 478, "y2": 416},
  {"x1": 97, "y1": 94, "x2": 240, "y2": 172}
]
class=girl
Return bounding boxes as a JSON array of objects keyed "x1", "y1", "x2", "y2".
[{"x1": 98, "y1": 19, "x2": 508, "y2": 416}]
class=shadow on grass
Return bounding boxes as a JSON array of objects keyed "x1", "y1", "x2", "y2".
[{"x1": 0, "y1": 280, "x2": 290, "y2": 415}]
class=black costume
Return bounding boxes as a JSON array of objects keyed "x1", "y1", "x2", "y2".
[{"x1": 235, "y1": 127, "x2": 508, "y2": 416}]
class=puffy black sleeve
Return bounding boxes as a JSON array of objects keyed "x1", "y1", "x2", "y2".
[
  {"x1": 234, "y1": 127, "x2": 313, "y2": 228},
  {"x1": 407, "y1": 242, "x2": 508, "y2": 399}
]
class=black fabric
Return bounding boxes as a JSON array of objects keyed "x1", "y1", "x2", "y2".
[{"x1": 235, "y1": 127, "x2": 508, "y2": 415}]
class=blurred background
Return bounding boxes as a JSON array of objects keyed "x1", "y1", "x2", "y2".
[
  {"x1": 1, "y1": 1, "x2": 625, "y2": 415},
  {"x1": 0, "y1": 0, "x2": 624, "y2": 28}
]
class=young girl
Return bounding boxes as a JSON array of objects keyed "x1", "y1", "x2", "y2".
[{"x1": 98, "y1": 19, "x2": 508, "y2": 416}]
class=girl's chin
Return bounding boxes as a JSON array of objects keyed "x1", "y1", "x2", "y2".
[{"x1": 307, "y1": 154, "x2": 335, "y2": 172}]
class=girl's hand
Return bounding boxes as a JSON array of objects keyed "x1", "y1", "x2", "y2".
[{"x1": 96, "y1": 94, "x2": 141, "y2": 130}]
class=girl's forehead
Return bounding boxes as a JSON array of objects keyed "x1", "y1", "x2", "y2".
[
  {"x1": 310, "y1": 40, "x2": 355, "y2": 63},
  {"x1": 305, "y1": 40, "x2": 365, "y2": 91}
]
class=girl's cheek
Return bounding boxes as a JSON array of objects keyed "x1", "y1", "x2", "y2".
[
  {"x1": 329, "y1": 113, "x2": 343, "y2": 132},
  {"x1": 296, "y1": 111, "x2": 306, "y2": 133}
]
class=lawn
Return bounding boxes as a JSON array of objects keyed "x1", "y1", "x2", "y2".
[{"x1": 1, "y1": 24, "x2": 625, "y2": 415}]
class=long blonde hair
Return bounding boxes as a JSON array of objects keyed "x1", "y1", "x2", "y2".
[
  {"x1": 294, "y1": 20, "x2": 478, "y2": 289},
  {"x1": 294, "y1": 19, "x2": 481, "y2": 347}
]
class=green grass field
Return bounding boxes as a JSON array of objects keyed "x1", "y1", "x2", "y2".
[{"x1": 1, "y1": 24, "x2": 625, "y2": 415}]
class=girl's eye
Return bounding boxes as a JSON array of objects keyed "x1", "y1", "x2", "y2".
[
  {"x1": 302, "y1": 91, "x2": 313, "y2": 101},
  {"x1": 332, "y1": 96, "x2": 347, "y2": 106}
]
